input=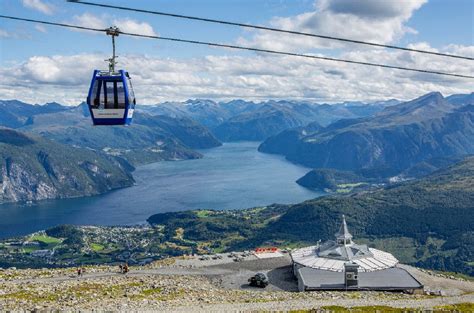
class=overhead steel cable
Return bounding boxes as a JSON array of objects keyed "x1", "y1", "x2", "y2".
[
  {"x1": 67, "y1": 0, "x2": 474, "y2": 61},
  {"x1": 1, "y1": 15, "x2": 473, "y2": 79},
  {"x1": 0, "y1": 15, "x2": 106, "y2": 32}
]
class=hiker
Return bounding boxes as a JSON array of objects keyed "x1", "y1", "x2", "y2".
[
  {"x1": 123, "y1": 263, "x2": 129, "y2": 274},
  {"x1": 77, "y1": 268, "x2": 81, "y2": 277}
]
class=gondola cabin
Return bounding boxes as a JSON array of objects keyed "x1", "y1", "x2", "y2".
[{"x1": 87, "y1": 69, "x2": 136, "y2": 125}]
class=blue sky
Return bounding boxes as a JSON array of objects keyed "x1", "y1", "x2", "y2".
[
  {"x1": 0, "y1": 0, "x2": 473, "y2": 104},
  {"x1": 1, "y1": 0, "x2": 313, "y2": 61}
]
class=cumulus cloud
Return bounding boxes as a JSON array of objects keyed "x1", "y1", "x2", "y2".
[
  {"x1": 22, "y1": 0, "x2": 54, "y2": 15},
  {"x1": 239, "y1": 0, "x2": 427, "y2": 51},
  {"x1": 0, "y1": 42, "x2": 472, "y2": 106},
  {"x1": 70, "y1": 13, "x2": 157, "y2": 36},
  {"x1": 71, "y1": 13, "x2": 108, "y2": 30},
  {"x1": 112, "y1": 18, "x2": 157, "y2": 36}
]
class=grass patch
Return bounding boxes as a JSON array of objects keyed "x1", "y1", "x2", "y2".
[
  {"x1": 435, "y1": 303, "x2": 474, "y2": 312},
  {"x1": 196, "y1": 210, "x2": 214, "y2": 218},
  {"x1": 29, "y1": 235, "x2": 61, "y2": 245},
  {"x1": 0, "y1": 290, "x2": 59, "y2": 302},
  {"x1": 21, "y1": 246, "x2": 41, "y2": 253},
  {"x1": 141, "y1": 287, "x2": 163, "y2": 296},
  {"x1": 90, "y1": 243, "x2": 105, "y2": 252},
  {"x1": 335, "y1": 183, "x2": 367, "y2": 193},
  {"x1": 337, "y1": 182, "x2": 366, "y2": 188},
  {"x1": 294, "y1": 304, "x2": 474, "y2": 313}
]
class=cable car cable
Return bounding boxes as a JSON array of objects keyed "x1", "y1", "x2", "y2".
[
  {"x1": 1, "y1": 15, "x2": 473, "y2": 79},
  {"x1": 67, "y1": 0, "x2": 474, "y2": 61}
]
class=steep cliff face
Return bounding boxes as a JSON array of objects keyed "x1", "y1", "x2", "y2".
[
  {"x1": 0, "y1": 129, "x2": 134, "y2": 203},
  {"x1": 259, "y1": 92, "x2": 474, "y2": 172}
]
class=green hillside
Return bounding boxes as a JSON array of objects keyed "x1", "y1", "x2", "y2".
[{"x1": 148, "y1": 156, "x2": 474, "y2": 275}]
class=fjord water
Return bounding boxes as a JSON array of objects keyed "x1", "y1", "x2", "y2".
[{"x1": 0, "y1": 142, "x2": 322, "y2": 238}]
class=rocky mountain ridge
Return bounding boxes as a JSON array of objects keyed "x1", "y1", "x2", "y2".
[
  {"x1": 140, "y1": 98, "x2": 400, "y2": 141},
  {"x1": 0, "y1": 128, "x2": 134, "y2": 204},
  {"x1": 259, "y1": 92, "x2": 474, "y2": 173}
]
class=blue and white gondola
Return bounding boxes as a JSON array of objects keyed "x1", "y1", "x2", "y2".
[{"x1": 86, "y1": 69, "x2": 136, "y2": 126}]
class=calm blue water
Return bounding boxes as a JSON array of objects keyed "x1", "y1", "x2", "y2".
[{"x1": 0, "y1": 142, "x2": 322, "y2": 238}]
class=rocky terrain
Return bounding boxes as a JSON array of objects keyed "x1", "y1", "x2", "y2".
[
  {"x1": 0, "y1": 129, "x2": 134, "y2": 204},
  {"x1": 0, "y1": 255, "x2": 472, "y2": 312}
]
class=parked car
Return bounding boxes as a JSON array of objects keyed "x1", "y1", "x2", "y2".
[{"x1": 248, "y1": 273, "x2": 269, "y2": 288}]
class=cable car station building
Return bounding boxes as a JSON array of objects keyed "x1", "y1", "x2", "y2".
[{"x1": 291, "y1": 216, "x2": 423, "y2": 292}]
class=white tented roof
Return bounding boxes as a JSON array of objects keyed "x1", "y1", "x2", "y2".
[
  {"x1": 291, "y1": 245, "x2": 398, "y2": 272},
  {"x1": 291, "y1": 216, "x2": 399, "y2": 272}
]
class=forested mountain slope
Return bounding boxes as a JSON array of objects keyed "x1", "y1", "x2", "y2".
[{"x1": 148, "y1": 156, "x2": 474, "y2": 275}]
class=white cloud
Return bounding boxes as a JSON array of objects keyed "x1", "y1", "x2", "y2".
[
  {"x1": 112, "y1": 18, "x2": 157, "y2": 36},
  {"x1": 0, "y1": 42, "x2": 472, "y2": 106},
  {"x1": 239, "y1": 0, "x2": 427, "y2": 51},
  {"x1": 70, "y1": 13, "x2": 157, "y2": 36},
  {"x1": 22, "y1": 0, "x2": 54, "y2": 15},
  {"x1": 71, "y1": 13, "x2": 108, "y2": 30}
]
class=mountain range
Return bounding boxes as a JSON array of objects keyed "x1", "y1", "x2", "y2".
[
  {"x1": 259, "y1": 92, "x2": 474, "y2": 178},
  {"x1": 0, "y1": 100, "x2": 221, "y2": 166},
  {"x1": 1, "y1": 92, "x2": 472, "y2": 203},
  {"x1": 139, "y1": 99, "x2": 400, "y2": 141}
]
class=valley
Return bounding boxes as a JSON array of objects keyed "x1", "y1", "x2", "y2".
[
  {"x1": 0, "y1": 92, "x2": 472, "y2": 277},
  {"x1": 0, "y1": 156, "x2": 472, "y2": 278},
  {"x1": 0, "y1": 142, "x2": 321, "y2": 238},
  {"x1": 1, "y1": 1, "x2": 473, "y2": 310}
]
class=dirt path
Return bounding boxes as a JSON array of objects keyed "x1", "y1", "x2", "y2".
[
  {"x1": 1, "y1": 257, "x2": 472, "y2": 311},
  {"x1": 399, "y1": 264, "x2": 474, "y2": 295},
  {"x1": 3, "y1": 266, "x2": 234, "y2": 284}
]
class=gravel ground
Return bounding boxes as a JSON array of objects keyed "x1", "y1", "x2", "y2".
[{"x1": 0, "y1": 255, "x2": 472, "y2": 312}]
